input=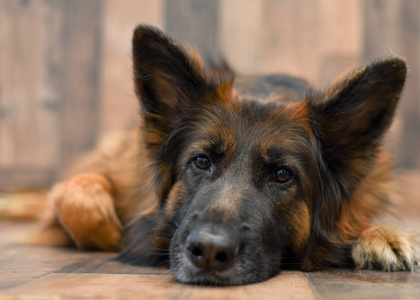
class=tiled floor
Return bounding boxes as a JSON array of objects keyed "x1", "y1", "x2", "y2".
[{"x1": 1, "y1": 171, "x2": 420, "y2": 300}]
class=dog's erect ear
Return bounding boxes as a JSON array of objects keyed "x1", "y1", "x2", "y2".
[
  {"x1": 133, "y1": 25, "x2": 232, "y2": 201},
  {"x1": 132, "y1": 25, "x2": 210, "y2": 150},
  {"x1": 307, "y1": 57, "x2": 407, "y2": 195}
]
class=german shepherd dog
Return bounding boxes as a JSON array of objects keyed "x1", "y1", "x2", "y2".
[{"x1": 40, "y1": 25, "x2": 417, "y2": 285}]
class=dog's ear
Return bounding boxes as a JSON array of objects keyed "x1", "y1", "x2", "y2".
[
  {"x1": 307, "y1": 57, "x2": 407, "y2": 195},
  {"x1": 132, "y1": 25, "x2": 210, "y2": 150},
  {"x1": 132, "y1": 25, "x2": 235, "y2": 201}
]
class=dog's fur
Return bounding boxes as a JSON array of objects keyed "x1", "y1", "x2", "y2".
[{"x1": 38, "y1": 25, "x2": 417, "y2": 285}]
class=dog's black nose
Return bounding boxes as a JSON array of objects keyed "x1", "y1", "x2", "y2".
[{"x1": 185, "y1": 225, "x2": 238, "y2": 271}]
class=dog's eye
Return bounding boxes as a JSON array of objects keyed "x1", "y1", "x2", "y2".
[
  {"x1": 274, "y1": 168, "x2": 292, "y2": 183},
  {"x1": 194, "y1": 156, "x2": 211, "y2": 170}
]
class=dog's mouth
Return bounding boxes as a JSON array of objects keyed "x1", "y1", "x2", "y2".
[
  {"x1": 171, "y1": 252, "x2": 238, "y2": 286},
  {"x1": 171, "y1": 249, "x2": 261, "y2": 286},
  {"x1": 169, "y1": 223, "x2": 274, "y2": 286}
]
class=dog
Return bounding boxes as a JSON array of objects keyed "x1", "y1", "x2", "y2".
[{"x1": 38, "y1": 24, "x2": 417, "y2": 286}]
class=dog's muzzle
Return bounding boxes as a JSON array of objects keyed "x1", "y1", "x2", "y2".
[{"x1": 185, "y1": 224, "x2": 239, "y2": 272}]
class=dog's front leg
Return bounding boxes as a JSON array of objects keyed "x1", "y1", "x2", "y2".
[
  {"x1": 352, "y1": 225, "x2": 418, "y2": 271},
  {"x1": 50, "y1": 172, "x2": 122, "y2": 251}
]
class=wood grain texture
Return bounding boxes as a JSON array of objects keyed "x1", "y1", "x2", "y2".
[
  {"x1": 307, "y1": 269, "x2": 420, "y2": 300},
  {"x1": 0, "y1": 1, "x2": 62, "y2": 170},
  {"x1": 58, "y1": 0, "x2": 103, "y2": 172},
  {"x1": 363, "y1": 0, "x2": 420, "y2": 168},
  {"x1": 2, "y1": 273, "x2": 316, "y2": 300},
  {"x1": 219, "y1": 0, "x2": 264, "y2": 74},
  {"x1": 100, "y1": 0, "x2": 163, "y2": 136},
  {"x1": 0, "y1": 167, "x2": 54, "y2": 190},
  {"x1": 164, "y1": 0, "x2": 221, "y2": 65},
  {"x1": 258, "y1": 0, "x2": 361, "y2": 86},
  {"x1": 0, "y1": 0, "x2": 103, "y2": 189}
]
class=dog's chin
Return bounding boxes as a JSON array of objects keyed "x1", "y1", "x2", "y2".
[{"x1": 170, "y1": 250, "x2": 269, "y2": 286}]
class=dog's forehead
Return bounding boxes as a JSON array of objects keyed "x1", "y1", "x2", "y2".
[{"x1": 189, "y1": 99, "x2": 312, "y2": 156}]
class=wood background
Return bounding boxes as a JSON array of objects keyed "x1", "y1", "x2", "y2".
[{"x1": 0, "y1": 0, "x2": 419, "y2": 190}]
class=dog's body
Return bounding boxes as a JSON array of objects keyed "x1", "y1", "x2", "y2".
[{"x1": 40, "y1": 25, "x2": 417, "y2": 285}]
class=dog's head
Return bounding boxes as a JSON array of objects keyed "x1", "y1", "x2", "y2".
[{"x1": 119, "y1": 25, "x2": 407, "y2": 285}]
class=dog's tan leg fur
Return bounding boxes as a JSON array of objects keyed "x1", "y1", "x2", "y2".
[
  {"x1": 50, "y1": 172, "x2": 122, "y2": 251},
  {"x1": 352, "y1": 225, "x2": 418, "y2": 271}
]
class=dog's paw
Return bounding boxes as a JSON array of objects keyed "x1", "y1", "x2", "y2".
[
  {"x1": 352, "y1": 225, "x2": 418, "y2": 271},
  {"x1": 50, "y1": 172, "x2": 122, "y2": 251}
]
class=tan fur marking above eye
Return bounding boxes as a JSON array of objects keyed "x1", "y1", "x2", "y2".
[
  {"x1": 188, "y1": 141, "x2": 215, "y2": 154},
  {"x1": 185, "y1": 121, "x2": 237, "y2": 164},
  {"x1": 286, "y1": 102, "x2": 312, "y2": 133}
]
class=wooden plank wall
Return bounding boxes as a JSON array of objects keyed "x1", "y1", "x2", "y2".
[
  {"x1": 362, "y1": 0, "x2": 420, "y2": 168},
  {"x1": 0, "y1": 0, "x2": 418, "y2": 190},
  {"x1": 0, "y1": 0, "x2": 103, "y2": 189}
]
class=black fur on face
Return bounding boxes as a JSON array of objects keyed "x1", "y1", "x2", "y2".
[
  {"x1": 166, "y1": 100, "x2": 321, "y2": 285},
  {"x1": 118, "y1": 25, "x2": 407, "y2": 285}
]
